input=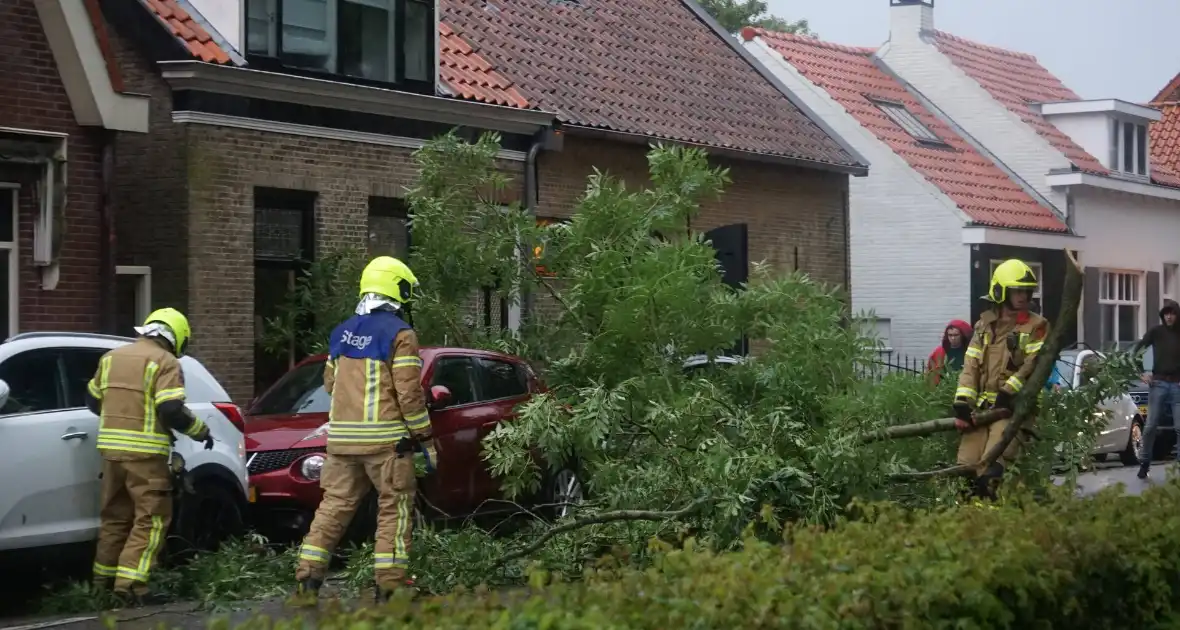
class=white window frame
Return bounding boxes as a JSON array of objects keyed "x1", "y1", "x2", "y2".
[
  {"x1": 1164, "y1": 262, "x2": 1179, "y2": 302},
  {"x1": 115, "y1": 265, "x2": 152, "y2": 325},
  {"x1": 1111, "y1": 118, "x2": 1149, "y2": 177},
  {"x1": 0, "y1": 184, "x2": 19, "y2": 339},
  {"x1": 989, "y1": 259, "x2": 1043, "y2": 302},
  {"x1": 1097, "y1": 269, "x2": 1144, "y2": 349}
]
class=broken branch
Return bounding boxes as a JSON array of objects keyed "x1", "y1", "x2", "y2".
[{"x1": 860, "y1": 409, "x2": 1011, "y2": 444}]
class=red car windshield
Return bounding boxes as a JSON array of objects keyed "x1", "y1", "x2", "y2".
[{"x1": 251, "y1": 359, "x2": 330, "y2": 416}]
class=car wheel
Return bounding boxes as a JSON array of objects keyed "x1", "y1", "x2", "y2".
[
  {"x1": 1120, "y1": 417, "x2": 1145, "y2": 467},
  {"x1": 169, "y1": 480, "x2": 244, "y2": 558},
  {"x1": 540, "y1": 464, "x2": 585, "y2": 521}
]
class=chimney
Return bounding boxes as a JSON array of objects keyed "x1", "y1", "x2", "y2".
[{"x1": 890, "y1": 0, "x2": 934, "y2": 42}]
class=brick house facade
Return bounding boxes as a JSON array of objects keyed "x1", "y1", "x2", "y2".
[
  {"x1": 0, "y1": 0, "x2": 136, "y2": 336},
  {"x1": 63, "y1": 0, "x2": 866, "y2": 402}
]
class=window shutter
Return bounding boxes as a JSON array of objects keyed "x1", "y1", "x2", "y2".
[
  {"x1": 1147, "y1": 270, "x2": 1161, "y2": 333},
  {"x1": 1083, "y1": 266, "x2": 1101, "y2": 347}
]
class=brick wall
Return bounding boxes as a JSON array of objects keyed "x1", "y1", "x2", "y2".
[
  {"x1": 182, "y1": 125, "x2": 528, "y2": 402},
  {"x1": 536, "y1": 135, "x2": 849, "y2": 283},
  {"x1": 0, "y1": 0, "x2": 104, "y2": 333},
  {"x1": 107, "y1": 25, "x2": 190, "y2": 313}
]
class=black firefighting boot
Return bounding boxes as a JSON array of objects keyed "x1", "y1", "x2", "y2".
[{"x1": 972, "y1": 463, "x2": 1006, "y2": 501}]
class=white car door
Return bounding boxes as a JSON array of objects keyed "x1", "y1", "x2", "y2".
[{"x1": 0, "y1": 348, "x2": 102, "y2": 551}]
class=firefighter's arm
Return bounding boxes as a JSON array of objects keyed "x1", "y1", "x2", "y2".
[
  {"x1": 324, "y1": 357, "x2": 337, "y2": 396},
  {"x1": 1001, "y1": 321, "x2": 1050, "y2": 397},
  {"x1": 154, "y1": 357, "x2": 208, "y2": 441},
  {"x1": 390, "y1": 329, "x2": 432, "y2": 440},
  {"x1": 954, "y1": 325, "x2": 985, "y2": 408},
  {"x1": 85, "y1": 355, "x2": 110, "y2": 416}
]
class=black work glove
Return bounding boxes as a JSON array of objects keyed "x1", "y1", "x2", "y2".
[
  {"x1": 953, "y1": 402, "x2": 974, "y2": 433},
  {"x1": 201, "y1": 430, "x2": 214, "y2": 451},
  {"x1": 994, "y1": 390, "x2": 1014, "y2": 413}
]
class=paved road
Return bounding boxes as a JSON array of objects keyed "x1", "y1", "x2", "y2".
[{"x1": 5, "y1": 461, "x2": 1176, "y2": 630}]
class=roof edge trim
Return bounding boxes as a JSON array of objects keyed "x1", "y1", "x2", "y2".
[
  {"x1": 1048, "y1": 172, "x2": 1180, "y2": 201},
  {"x1": 156, "y1": 60, "x2": 556, "y2": 135},
  {"x1": 678, "y1": 3, "x2": 871, "y2": 174}
]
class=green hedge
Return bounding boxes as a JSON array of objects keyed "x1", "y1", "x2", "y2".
[{"x1": 240, "y1": 480, "x2": 1180, "y2": 629}]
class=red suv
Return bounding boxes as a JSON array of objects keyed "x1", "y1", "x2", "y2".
[{"x1": 244, "y1": 347, "x2": 581, "y2": 540}]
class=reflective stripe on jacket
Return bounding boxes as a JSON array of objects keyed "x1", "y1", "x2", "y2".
[
  {"x1": 955, "y1": 309, "x2": 1050, "y2": 409},
  {"x1": 87, "y1": 338, "x2": 195, "y2": 460},
  {"x1": 325, "y1": 311, "x2": 431, "y2": 455}
]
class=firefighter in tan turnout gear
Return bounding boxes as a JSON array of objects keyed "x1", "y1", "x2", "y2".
[
  {"x1": 294, "y1": 256, "x2": 436, "y2": 603},
  {"x1": 86, "y1": 308, "x2": 212, "y2": 605},
  {"x1": 953, "y1": 259, "x2": 1050, "y2": 499}
]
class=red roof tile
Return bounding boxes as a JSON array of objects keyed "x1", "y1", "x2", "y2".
[
  {"x1": 439, "y1": 0, "x2": 859, "y2": 167},
  {"x1": 743, "y1": 28, "x2": 1066, "y2": 233},
  {"x1": 1153, "y1": 71, "x2": 1180, "y2": 104},
  {"x1": 1151, "y1": 103, "x2": 1180, "y2": 183},
  {"x1": 439, "y1": 22, "x2": 528, "y2": 109},
  {"x1": 930, "y1": 31, "x2": 1107, "y2": 176},
  {"x1": 140, "y1": 0, "x2": 231, "y2": 64}
]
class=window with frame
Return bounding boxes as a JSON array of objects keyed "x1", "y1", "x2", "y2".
[
  {"x1": 1110, "y1": 119, "x2": 1149, "y2": 176},
  {"x1": 1098, "y1": 270, "x2": 1142, "y2": 350},
  {"x1": 430, "y1": 356, "x2": 477, "y2": 406},
  {"x1": 245, "y1": 0, "x2": 435, "y2": 87},
  {"x1": 0, "y1": 350, "x2": 63, "y2": 414},
  {"x1": 989, "y1": 259, "x2": 1044, "y2": 312},
  {"x1": 368, "y1": 196, "x2": 411, "y2": 258},
  {"x1": 0, "y1": 186, "x2": 17, "y2": 339},
  {"x1": 869, "y1": 98, "x2": 948, "y2": 146}
]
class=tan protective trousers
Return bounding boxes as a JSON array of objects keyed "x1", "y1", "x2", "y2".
[
  {"x1": 295, "y1": 450, "x2": 416, "y2": 591},
  {"x1": 92, "y1": 457, "x2": 173, "y2": 595},
  {"x1": 957, "y1": 418, "x2": 1024, "y2": 474}
]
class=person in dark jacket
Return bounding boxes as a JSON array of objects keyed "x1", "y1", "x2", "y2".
[
  {"x1": 927, "y1": 319, "x2": 973, "y2": 385},
  {"x1": 1133, "y1": 299, "x2": 1180, "y2": 478}
]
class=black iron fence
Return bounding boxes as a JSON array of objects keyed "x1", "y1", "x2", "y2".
[{"x1": 856, "y1": 352, "x2": 928, "y2": 382}]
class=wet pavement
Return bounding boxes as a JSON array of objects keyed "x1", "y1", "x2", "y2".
[{"x1": 5, "y1": 461, "x2": 1177, "y2": 629}]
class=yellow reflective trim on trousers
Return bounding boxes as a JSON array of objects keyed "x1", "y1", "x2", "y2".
[
  {"x1": 1006, "y1": 376, "x2": 1024, "y2": 392},
  {"x1": 99, "y1": 427, "x2": 171, "y2": 442},
  {"x1": 96, "y1": 436, "x2": 171, "y2": 456},
  {"x1": 374, "y1": 552, "x2": 400, "y2": 568},
  {"x1": 154, "y1": 387, "x2": 185, "y2": 404},
  {"x1": 136, "y1": 514, "x2": 165, "y2": 578},
  {"x1": 394, "y1": 493, "x2": 411, "y2": 562},
  {"x1": 93, "y1": 562, "x2": 117, "y2": 577},
  {"x1": 143, "y1": 361, "x2": 160, "y2": 435},
  {"x1": 116, "y1": 566, "x2": 147, "y2": 582},
  {"x1": 364, "y1": 359, "x2": 380, "y2": 423}
]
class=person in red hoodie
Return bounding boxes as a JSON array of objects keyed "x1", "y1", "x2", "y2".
[{"x1": 927, "y1": 320, "x2": 974, "y2": 385}]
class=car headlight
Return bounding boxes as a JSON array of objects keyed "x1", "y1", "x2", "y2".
[{"x1": 300, "y1": 455, "x2": 325, "y2": 481}]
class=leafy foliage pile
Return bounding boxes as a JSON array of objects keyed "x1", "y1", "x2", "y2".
[{"x1": 240, "y1": 478, "x2": 1180, "y2": 629}]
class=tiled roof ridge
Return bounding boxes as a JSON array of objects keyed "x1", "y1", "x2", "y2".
[
  {"x1": 741, "y1": 26, "x2": 876, "y2": 56},
  {"x1": 1152, "y1": 71, "x2": 1180, "y2": 104},
  {"x1": 139, "y1": 0, "x2": 232, "y2": 64},
  {"x1": 931, "y1": 30, "x2": 1039, "y2": 63}
]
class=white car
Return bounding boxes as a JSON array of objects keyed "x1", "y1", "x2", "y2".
[
  {"x1": 0, "y1": 332, "x2": 248, "y2": 557},
  {"x1": 1051, "y1": 348, "x2": 1141, "y2": 465}
]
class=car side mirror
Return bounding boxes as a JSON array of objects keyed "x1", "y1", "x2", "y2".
[
  {"x1": 428, "y1": 385, "x2": 453, "y2": 410},
  {"x1": 0, "y1": 379, "x2": 9, "y2": 410}
]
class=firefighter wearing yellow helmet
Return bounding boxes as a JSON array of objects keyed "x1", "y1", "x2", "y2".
[
  {"x1": 953, "y1": 259, "x2": 1049, "y2": 499},
  {"x1": 86, "y1": 308, "x2": 212, "y2": 605},
  {"x1": 294, "y1": 256, "x2": 436, "y2": 603}
]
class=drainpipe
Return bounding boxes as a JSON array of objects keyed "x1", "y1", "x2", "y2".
[
  {"x1": 99, "y1": 129, "x2": 117, "y2": 334},
  {"x1": 511, "y1": 134, "x2": 545, "y2": 330}
]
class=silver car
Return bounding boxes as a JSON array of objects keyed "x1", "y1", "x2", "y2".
[{"x1": 1051, "y1": 348, "x2": 1141, "y2": 465}]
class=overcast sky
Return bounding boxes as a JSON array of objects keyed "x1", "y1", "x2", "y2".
[{"x1": 764, "y1": 0, "x2": 1180, "y2": 103}]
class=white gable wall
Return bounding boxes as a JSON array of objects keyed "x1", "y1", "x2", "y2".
[
  {"x1": 877, "y1": 37, "x2": 1071, "y2": 213},
  {"x1": 743, "y1": 38, "x2": 970, "y2": 359}
]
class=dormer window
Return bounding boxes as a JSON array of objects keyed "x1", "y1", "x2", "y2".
[
  {"x1": 869, "y1": 98, "x2": 949, "y2": 147},
  {"x1": 1111, "y1": 119, "x2": 1148, "y2": 176},
  {"x1": 245, "y1": 0, "x2": 434, "y2": 91}
]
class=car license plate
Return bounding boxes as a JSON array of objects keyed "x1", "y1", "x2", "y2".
[{"x1": 1139, "y1": 405, "x2": 1149, "y2": 417}]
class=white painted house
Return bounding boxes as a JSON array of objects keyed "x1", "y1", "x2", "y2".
[
  {"x1": 875, "y1": 0, "x2": 1180, "y2": 351},
  {"x1": 740, "y1": 28, "x2": 1073, "y2": 360},
  {"x1": 744, "y1": 0, "x2": 1180, "y2": 355}
]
